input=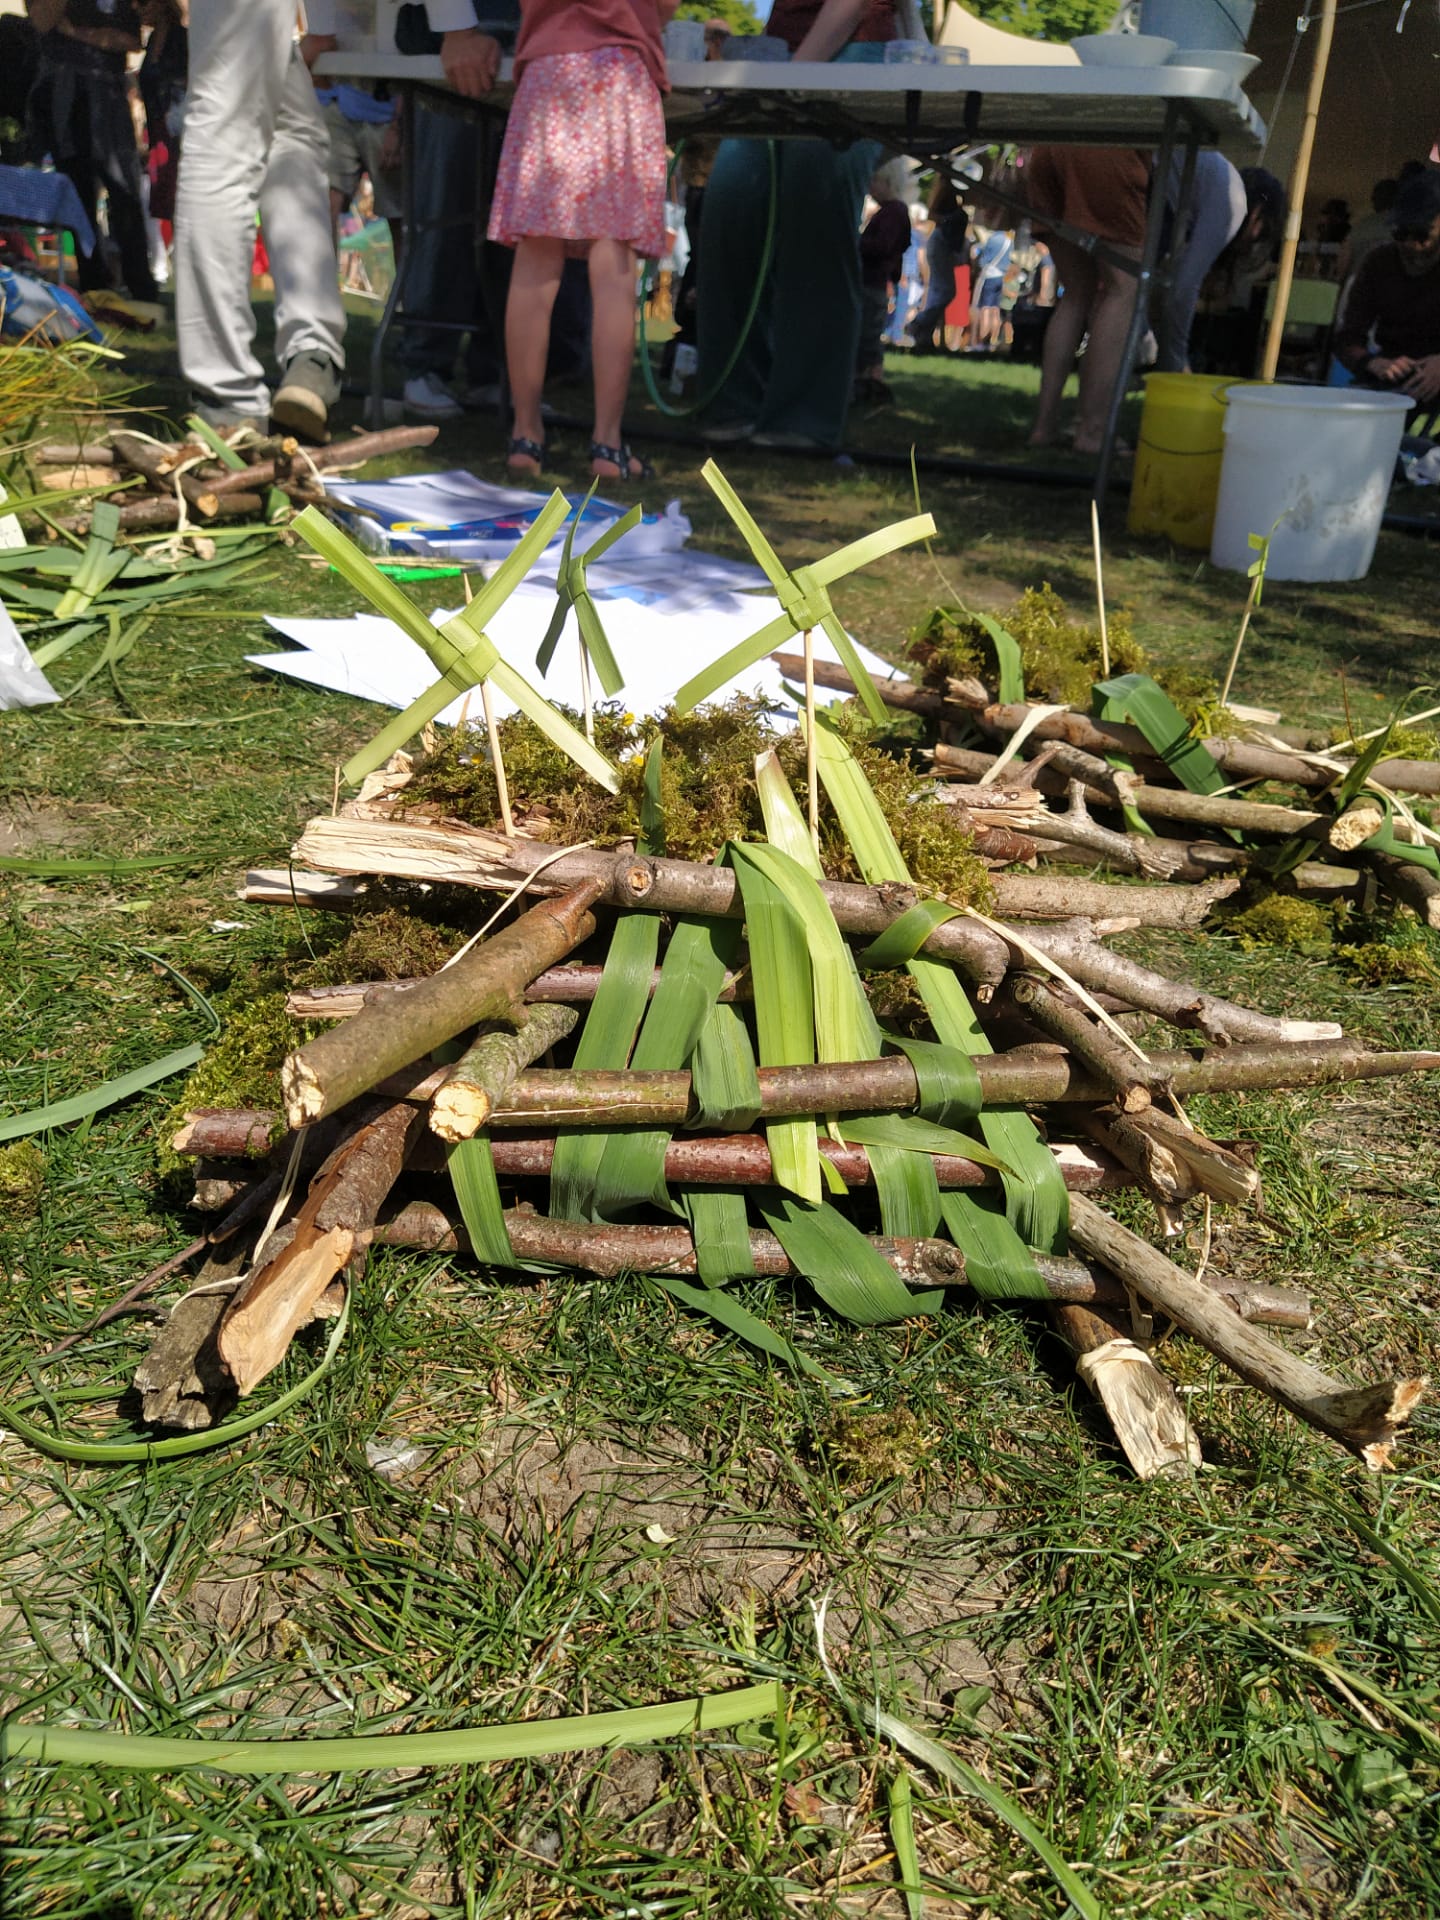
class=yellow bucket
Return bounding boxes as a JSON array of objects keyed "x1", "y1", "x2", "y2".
[{"x1": 1128, "y1": 372, "x2": 1241, "y2": 550}]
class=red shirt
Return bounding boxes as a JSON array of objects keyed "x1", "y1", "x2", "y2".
[
  {"x1": 516, "y1": 0, "x2": 668, "y2": 94},
  {"x1": 765, "y1": 0, "x2": 897, "y2": 53}
]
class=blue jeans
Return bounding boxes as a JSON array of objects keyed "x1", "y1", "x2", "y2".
[{"x1": 697, "y1": 42, "x2": 883, "y2": 447}]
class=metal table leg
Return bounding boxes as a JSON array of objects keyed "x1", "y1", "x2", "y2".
[{"x1": 1092, "y1": 100, "x2": 1181, "y2": 511}]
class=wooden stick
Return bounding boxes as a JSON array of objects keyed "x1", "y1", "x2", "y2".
[
  {"x1": 1219, "y1": 569, "x2": 1262, "y2": 709},
  {"x1": 429, "y1": 1003, "x2": 577, "y2": 1142},
  {"x1": 369, "y1": 1198, "x2": 1308, "y2": 1327},
  {"x1": 1003, "y1": 974, "x2": 1169, "y2": 1111},
  {"x1": 803, "y1": 628, "x2": 820, "y2": 855},
  {"x1": 1259, "y1": 0, "x2": 1338, "y2": 382},
  {"x1": 1067, "y1": 1193, "x2": 1426, "y2": 1468},
  {"x1": 1078, "y1": 1104, "x2": 1199, "y2": 1207},
  {"x1": 1368, "y1": 851, "x2": 1440, "y2": 929},
  {"x1": 51, "y1": 493, "x2": 264, "y2": 534},
  {"x1": 1090, "y1": 499, "x2": 1110, "y2": 679},
  {"x1": 286, "y1": 964, "x2": 752, "y2": 1021},
  {"x1": 293, "y1": 811, "x2": 1238, "y2": 933},
  {"x1": 217, "y1": 1101, "x2": 422, "y2": 1394},
  {"x1": 1328, "y1": 797, "x2": 1385, "y2": 852},
  {"x1": 1052, "y1": 1300, "x2": 1201, "y2": 1478},
  {"x1": 281, "y1": 878, "x2": 603, "y2": 1127},
  {"x1": 1126, "y1": 1108, "x2": 1260, "y2": 1206},
  {"x1": 481, "y1": 680, "x2": 514, "y2": 836},
  {"x1": 206, "y1": 423, "x2": 442, "y2": 496}
]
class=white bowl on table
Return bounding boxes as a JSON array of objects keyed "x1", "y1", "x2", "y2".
[
  {"x1": 1164, "y1": 47, "x2": 1260, "y2": 81},
  {"x1": 1070, "y1": 32, "x2": 1177, "y2": 64}
]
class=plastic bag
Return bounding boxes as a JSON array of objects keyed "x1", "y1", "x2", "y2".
[{"x1": 0, "y1": 265, "x2": 103, "y2": 345}]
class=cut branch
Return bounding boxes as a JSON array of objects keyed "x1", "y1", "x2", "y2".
[
  {"x1": 1067, "y1": 1194, "x2": 1426, "y2": 1468},
  {"x1": 1051, "y1": 1301, "x2": 1202, "y2": 1479},
  {"x1": 1078, "y1": 1104, "x2": 1199, "y2": 1207},
  {"x1": 281, "y1": 878, "x2": 603, "y2": 1126},
  {"x1": 1368, "y1": 851, "x2": 1440, "y2": 929},
  {"x1": 111, "y1": 430, "x2": 220, "y2": 518},
  {"x1": 430, "y1": 1003, "x2": 578, "y2": 1142},
  {"x1": 1002, "y1": 974, "x2": 1171, "y2": 1111},
  {"x1": 217, "y1": 1101, "x2": 422, "y2": 1394},
  {"x1": 370, "y1": 1198, "x2": 1307, "y2": 1324},
  {"x1": 1125, "y1": 1108, "x2": 1260, "y2": 1205}
]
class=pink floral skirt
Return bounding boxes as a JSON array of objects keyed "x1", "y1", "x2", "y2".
[{"x1": 488, "y1": 48, "x2": 668, "y2": 259}]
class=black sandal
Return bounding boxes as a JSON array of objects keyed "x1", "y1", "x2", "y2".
[
  {"x1": 506, "y1": 434, "x2": 546, "y2": 475},
  {"x1": 589, "y1": 439, "x2": 653, "y2": 482}
]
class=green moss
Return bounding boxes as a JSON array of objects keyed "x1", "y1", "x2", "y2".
[
  {"x1": 158, "y1": 990, "x2": 306, "y2": 1178},
  {"x1": 0, "y1": 1142, "x2": 46, "y2": 1224},
  {"x1": 301, "y1": 908, "x2": 466, "y2": 987},
  {"x1": 909, "y1": 585, "x2": 1215, "y2": 720},
  {"x1": 817, "y1": 1406, "x2": 928, "y2": 1484},
  {"x1": 400, "y1": 695, "x2": 993, "y2": 906},
  {"x1": 1335, "y1": 936, "x2": 1440, "y2": 986},
  {"x1": 1226, "y1": 894, "x2": 1331, "y2": 950},
  {"x1": 1331, "y1": 723, "x2": 1439, "y2": 763}
]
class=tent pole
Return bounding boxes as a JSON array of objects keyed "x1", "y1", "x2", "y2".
[{"x1": 1259, "y1": 0, "x2": 1339, "y2": 381}]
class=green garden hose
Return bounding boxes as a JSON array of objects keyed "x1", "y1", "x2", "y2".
[{"x1": 637, "y1": 139, "x2": 780, "y2": 418}]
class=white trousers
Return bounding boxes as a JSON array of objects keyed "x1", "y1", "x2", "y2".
[{"x1": 176, "y1": 0, "x2": 345, "y2": 417}]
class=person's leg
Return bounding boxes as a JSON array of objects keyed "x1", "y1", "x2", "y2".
[
  {"x1": 261, "y1": 36, "x2": 346, "y2": 428},
  {"x1": 399, "y1": 103, "x2": 480, "y2": 389},
  {"x1": 911, "y1": 231, "x2": 954, "y2": 350},
  {"x1": 1028, "y1": 236, "x2": 1094, "y2": 448},
  {"x1": 176, "y1": 0, "x2": 295, "y2": 423},
  {"x1": 1156, "y1": 173, "x2": 1245, "y2": 373},
  {"x1": 504, "y1": 234, "x2": 564, "y2": 467},
  {"x1": 1072, "y1": 249, "x2": 1140, "y2": 453},
  {"x1": 85, "y1": 70, "x2": 158, "y2": 299},
  {"x1": 588, "y1": 235, "x2": 645, "y2": 475},
  {"x1": 755, "y1": 134, "x2": 875, "y2": 447},
  {"x1": 696, "y1": 137, "x2": 774, "y2": 433}
]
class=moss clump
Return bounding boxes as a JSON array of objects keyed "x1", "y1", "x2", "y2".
[
  {"x1": 818, "y1": 1407, "x2": 928, "y2": 1484},
  {"x1": 909, "y1": 585, "x2": 1215, "y2": 721},
  {"x1": 1226, "y1": 894, "x2": 1331, "y2": 950},
  {"x1": 0, "y1": 1142, "x2": 46, "y2": 1224},
  {"x1": 1335, "y1": 938, "x2": 1440, "y2": 986},
  {"x1": 1331, "y1": 723, "x2": 1439, "y2": 763},
  {"x1": 400, "y1": 695, "x2": 993, "y2": 905},
  {"x1": 301, "y1": 908, "x2": 466, "y2": 987},
  {"x1": 158, "y1": 990, "x2": 306, "y2": 1178}
]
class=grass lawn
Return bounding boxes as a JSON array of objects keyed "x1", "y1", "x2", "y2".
[{"x1": 1, "y1": 305, "x2": 1437, "y2": 1919}]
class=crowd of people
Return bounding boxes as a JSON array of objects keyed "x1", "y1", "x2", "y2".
[{"x1": 5, "y1": 0, "x2": 1438, "y2": 464}]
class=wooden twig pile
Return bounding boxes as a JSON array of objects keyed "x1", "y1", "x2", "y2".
[
  {"x1": 778, "y1": 651, "x2": 1440, "y2": 927},
  {"x1": 32, "y1": 423, "x2": 440, "y2": 536},
  {"x1": 146, "y1": 725, "x2": 1438, "y2": 1480}
]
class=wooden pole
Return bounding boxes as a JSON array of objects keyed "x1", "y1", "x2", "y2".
[
  {"x1": 803, "y1": 628, "x2": 820, "y2": 855},
  {"x1": 1258, "y1": 0, "x2": 1339, "y2": 382}
]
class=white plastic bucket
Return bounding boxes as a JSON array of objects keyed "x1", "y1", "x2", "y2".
[
  {"x1": 1209, "y1": 386, "x2": 1412, "y2": 582},
  {"x1": 1138, "y1": 0, "x2": 1255, "y2": 50}
]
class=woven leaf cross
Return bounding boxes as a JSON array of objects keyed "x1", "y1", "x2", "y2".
[
  {"x1": 673, "y1": 460, "x2": 935, "y2": 725},
  {"x1": 535, "y1": 484, "x2": 643, "y2": 699},
  {"x1": 291, "y1": 503, "x2": 619, "y2": 791}
]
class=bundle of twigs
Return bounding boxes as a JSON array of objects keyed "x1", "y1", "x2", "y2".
[{"x1": 29, "y1": 421, "x2": 440, "y2": 535}]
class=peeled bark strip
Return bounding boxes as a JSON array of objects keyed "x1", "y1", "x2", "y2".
[
  {"x1": 282, "y1": 878, "x2": 603, "y2": 1127},
  {"x1": 1369, "y1": 851, "x2": 1440, "y2": 929},
  {"x1": 218, "y1": 1101, "x2": 422, "y2": 1395},
  {"x1": 1067, "y1": 1194, "x2": 1426, "y2": 1468},
  {"x1": 1051, "y1": 1300, "x2": 1202, "y2": 1479},
  {"x1": 1003, "y1": 975, "x2": 1169, "y2": 1112},
  {"x1": 430, "y1": 1003, "x2": 578, "y2": 1142},
  {"x1": 369, "y1": 1198, "x2": 1309, "y2": 1325}
]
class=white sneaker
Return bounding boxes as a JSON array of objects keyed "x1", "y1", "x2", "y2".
[{"x1": 403, "y1": 374, "x2": 462, "y2": 419}]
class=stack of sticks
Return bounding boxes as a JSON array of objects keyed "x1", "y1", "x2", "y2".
[
  {"x1": 33, "y1": 423, "x2": 441, "y2": 537},
  {"x1": 770, "y1": 652, "x2": 1440, "y2": 928},
  {"x1": 146, "y1": 761, "x2": 1436, "y2": 1480}
]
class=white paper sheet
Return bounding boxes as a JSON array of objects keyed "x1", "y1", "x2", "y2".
[
  {"x1": 0, "y1": 595, "x2": 59, "y2": 710},
  {"x1": 248, "y1": 581, "x2": 908, "y2": 729}
]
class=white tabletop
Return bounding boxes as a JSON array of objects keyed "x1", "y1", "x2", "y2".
[{"x1": 316, "y1": 52, "x2": 1265, "y2": 154}]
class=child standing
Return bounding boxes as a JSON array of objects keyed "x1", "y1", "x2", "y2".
[{"x1": 489, "y1": 0, "x2": 677, "y2": 482}]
